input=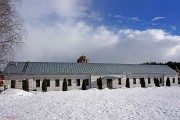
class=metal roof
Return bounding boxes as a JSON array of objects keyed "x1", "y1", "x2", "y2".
[{"x1": 2, "y1": 62, "x2": 177, "y2": 75}]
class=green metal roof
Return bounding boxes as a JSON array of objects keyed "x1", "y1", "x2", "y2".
[{"x1": 2, "y1": 62, "x2": 177, "y2": 75}]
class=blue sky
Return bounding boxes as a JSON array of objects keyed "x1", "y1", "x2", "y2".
[
  {"x1": 16, "y1": 0, "x2": 180, "y2": 64},
  {"x1": 90, "y1": 0, "x2": 180, "y2": 34}
]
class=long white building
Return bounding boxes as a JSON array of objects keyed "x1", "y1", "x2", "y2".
[{"x1": 2, "y1": 55, "x2": 180, "y2": 91}]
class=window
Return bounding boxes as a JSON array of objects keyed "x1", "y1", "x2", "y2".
[
  {"x1": 173, "y1": 78, "x2": 175, "y2": 83},
  {"x1": 133, "y1": 78, "x2": 136, "y2": 84},
  {"x1": 11, "y1": 80, "x2": 16, "y2": 88},
  {"x1": 118, "y1": 78, "x2": 121, "y2": 85},
  {"x1": 85, "y1": 79, "x2": 89, "y2": 86},
  {"x1": 55, "y1": 79, "x2": 59, "y2": 87},
  {"x1": 160, "y1": 78, "x2": 162, "y2": 83},
  {"x1": 36, "y1": 80, "x2": 40, "y2": 87},
  {"x1": 148, "y1": 78, "x2": 151, "y2": 84},
  {"x1": 178, "y1": 78, "x2": 180, "y2": 84},
  {"x1": 76, "y1": 79, "x2": 80, "y2": 86},
  {"x1": 68, "y1": 79, "x2": 72, "y2": 86},
  {"x1": 47, "y1": 79, "x2": 50, "y2": 87}
]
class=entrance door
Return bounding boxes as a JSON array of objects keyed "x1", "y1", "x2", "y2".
[
  {"x1": 140, "y1": 78, "x2": 146, "y2": 87},
  {"x1": 11, "y1": 80, "x2": 16, "y2": 88},
  {"x1": 107, "y1": 79, "x2": 112, "y2": 89}
]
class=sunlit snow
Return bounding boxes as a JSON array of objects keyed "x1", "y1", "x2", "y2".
[{"x1": 0, "y1": 87, "x2": 180, "y2": 120}]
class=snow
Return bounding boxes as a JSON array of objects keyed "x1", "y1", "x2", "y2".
[
  {"x1": 1, "y1": 87, "x2": 180, "y2": 120},
  {"x1": 0, "y1": 89, "x2": 33, "y2": 96}
]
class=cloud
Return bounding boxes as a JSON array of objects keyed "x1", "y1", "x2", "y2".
[
  {"x1": 15, "y1": 1, "x2": 180, "y2": 64},
  {"x1": 16, "y1": 21, "x2": 119, "y2": 62},
  {"x1": 129, "y1": 17, "x2": 141, "y2": 22},
  {"x1": 88, "y1": 11, "x2": 102, "y2": 21},
  {"x1": 114, "y1": 15, "x2": 141, "y2": 22},
  {"x1": 171, "y1": 26, "x2": 176, "y2": 30},
  {"x1": 20, "y1": 0, "x2": 95, "y2": 25},
  {"x1": 152, "y1": 23, "x2": 159, "y2": 26},
  {"x1": 114, "y1": 15, "x2": 124, "y2": 18},
  {"x1": 152, "y1": 17, "x2": 165, "y2": 21}
]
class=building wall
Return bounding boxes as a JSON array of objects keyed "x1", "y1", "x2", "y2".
[
  {"x1": 3, "y1": 73, "x2": 179, "y2": 91},
  {"x1": 91, "y1": 73, "x2": 179, "y2": 88},
  {"x1": 4, "y1": 74, "x2": 91, "y2": 91}
]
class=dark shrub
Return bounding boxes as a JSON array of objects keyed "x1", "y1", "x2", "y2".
[
  {"x1": 42, "y1": 78, "x2": 47, "y2": 92},
  {"x1": 126, "y1": 78, "x2": 130, "y2": 88},
  {"x1": 82, "y1": 79, "x2": 87, "y2": 90},
  {"x1": 62, "y1": 78, "x2": 68, "y2": 91},
  {"x1": 166, "y1": 77, "x2": 171, "y2": 86},
  {"x1": 98, "y1": 77, "x2": 102, "y2": 89},
  {"x1": 22, "y1": 79, "x2": 29, "y2": 92}
]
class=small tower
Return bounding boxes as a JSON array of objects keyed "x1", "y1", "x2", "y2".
[{"x1": 77, "y1": 54, "x2": 88, "y2": 63}]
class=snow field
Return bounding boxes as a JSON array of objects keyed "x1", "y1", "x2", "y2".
[{"x1": 0, "y1": 87, "x2": 180, "y2": 120}]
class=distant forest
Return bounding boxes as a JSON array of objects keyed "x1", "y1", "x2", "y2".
[{"x1": 142, "y1": 61, "x2": 180, "y2": 70}]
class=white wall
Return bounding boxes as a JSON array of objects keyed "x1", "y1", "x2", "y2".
[
  {"x1": 4, "y1": 74, "x2": 91, "y2": 91},
  {"x1": 3, "y1": 73, "x2": 179, "y2": 91}
]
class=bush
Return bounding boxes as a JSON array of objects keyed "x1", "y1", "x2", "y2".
[
  {"x1": 42, "y1": 78, "x2": 47, "y2": 92},
  {"x1": 98, "y1": 77, "x2": 102, "y2": 89},
  {"x1": 166, "y1": 77, "x2": 171, "y2": 86},
  {"x1": 22, "y1": 79, "x2": 29, "y2": 92},
  {"x1": 126, "y1": 78, "x2": 130, "y2": 88},
  {"x1": 82, "y1": 79, "x2": 87, "y2": 90},
  {"x1": 62, "y1": 78, "x2": 68, "y2": 91},
  {"x1": 154, "y1": 78, "x2": 160, "y2": 87}
]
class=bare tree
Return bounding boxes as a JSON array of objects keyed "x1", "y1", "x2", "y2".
[{"x1": 0, "y1": 0, "x2": 26, "y2": 70}]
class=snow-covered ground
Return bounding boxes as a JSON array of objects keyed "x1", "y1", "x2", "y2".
[{"x1": 0, "y1": 87, "x2": 180, "y2": 120}]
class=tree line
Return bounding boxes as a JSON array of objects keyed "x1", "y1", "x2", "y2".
[{"x1": 142, "y1": 61, "x2": 180, "y2": 70}]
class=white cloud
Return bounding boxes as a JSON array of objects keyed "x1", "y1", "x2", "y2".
[
  {"x1": 16, "y1": 21, "x2": 119, "y2": 62},
  {"x1": 130, "y1": 17, "x2": 140, "y2": 21},
  {"x1": 152, "y1": 17, "x2": 165, "y2": 21},
  {"x1": 114, "y1": 15, "x2": 141, "y2": 22},
  {"x1": 114, "y1": 15, "x2": 123, "y2": 18},
  {"x1": 152, "y1": 23, "x2": 159, "y2": 26},
  {"x1": 20, "y1": 0, "x2": 93, "y2": 25},
  {"x1": 88, "y1": 12, "x2": 102, "y2": 21},
  {"x1": 15, "y1": 1, "x2": 180, "y2": 64},
  {"x1": 171, "y1": 26, "x2": 176, "y2": 30},
  {"x1": 51, "y1": 0, "x2": 91, "y2": 18}
]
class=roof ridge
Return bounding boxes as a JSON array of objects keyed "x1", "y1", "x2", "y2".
[{"x1": 9, "y1": 61, "x2": 170, "y2": 66}]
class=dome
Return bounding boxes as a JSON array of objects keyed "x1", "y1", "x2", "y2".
[{"x1": 77, "y1": 54, "x2": 88, "y2": 63}]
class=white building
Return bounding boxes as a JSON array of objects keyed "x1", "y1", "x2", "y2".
[{"x1": 2, "y1": 55, "x2": 180, "y2": 91}]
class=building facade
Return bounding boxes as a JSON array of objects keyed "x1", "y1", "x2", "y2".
[{"x1": 2, "y1": 55, "x2": 180, "y2": 91}]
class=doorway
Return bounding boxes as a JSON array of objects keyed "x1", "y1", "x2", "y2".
[{"x1": 107, "y1": 79, "x2": 113, "y2": 89}]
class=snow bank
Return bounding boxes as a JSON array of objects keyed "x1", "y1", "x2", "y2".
[
  {"x1": 1, "y1": 89, "x2": 33, "y2": 96},
  {"x1": 1, "y1": 87, "x2": 180, "y2": 120}
]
